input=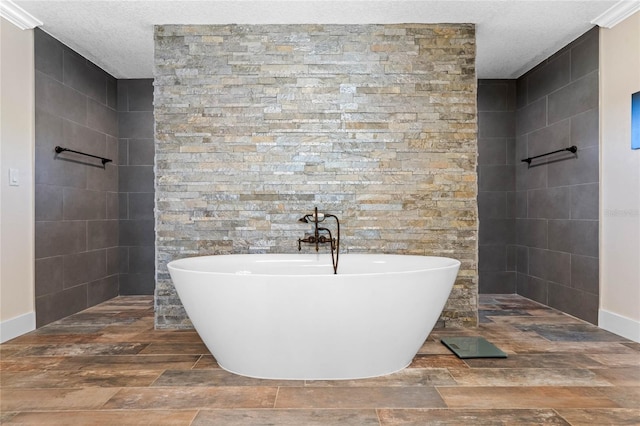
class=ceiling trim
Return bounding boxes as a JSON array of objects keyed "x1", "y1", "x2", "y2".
[
  {"x1": 591, "y1": 0, "x2": 640, "y2": 28},
  {"x1": 0, "y1": 0, "x2": 42, "y2": 30}
]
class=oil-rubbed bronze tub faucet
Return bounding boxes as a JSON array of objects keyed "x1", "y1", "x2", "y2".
[{"x1": 298, "y1": 207, "x2": 340, "y2": 274}]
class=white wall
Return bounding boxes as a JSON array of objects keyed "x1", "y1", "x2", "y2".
[
  {"x1": 0, "y1": 17, "x2": 36, "y2": 342},
  {"x1": 599, "y1": 11, "x2": 640, "y2": 342}
]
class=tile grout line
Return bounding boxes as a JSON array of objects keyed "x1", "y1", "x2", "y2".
[{"x1": 273, "y1": 386, "x2": 280, "y2": 409}]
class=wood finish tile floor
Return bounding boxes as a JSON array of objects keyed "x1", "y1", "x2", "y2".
[{"x1": 1, "y1": 295, "x2": 638, "y2": 425}]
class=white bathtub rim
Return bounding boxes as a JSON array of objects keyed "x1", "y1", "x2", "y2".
[{"x1": 167, "y1": 253, "x2": 461, "y2": 277}]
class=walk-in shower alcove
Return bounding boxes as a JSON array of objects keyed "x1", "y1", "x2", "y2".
[{"x1": 154, "y1": 24, "x2": 479, "y2": 328}]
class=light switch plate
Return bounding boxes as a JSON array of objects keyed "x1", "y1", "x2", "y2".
[{"x1": 9, "y1": 168, "x2": 19, "y2": 186}]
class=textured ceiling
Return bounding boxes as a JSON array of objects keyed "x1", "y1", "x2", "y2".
[{"x1": 14, "y1": 0, "x2": 623, "y2": 79}]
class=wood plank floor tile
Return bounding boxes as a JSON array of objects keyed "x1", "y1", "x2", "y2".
[
  {"x1": 274, "y1": 386, "x2": 446, "y2": 409},
  {"x1": 56, "y1": 354, "x2": 201, "y2": 371},
  {"x1": 408, "y1": 354, "x2": 467, "y2": 368},
  {"x1": 437, "y1": 386, "x2": 620, "y2": 409},
  {"x1": 585, "y1": 353, "x2": 640, "y2": 367},
  {"x1": 138, "y1": 342, "x2": 209, "y2": 355},
  {"x1": 153, "y1": 369, "x2": 304, "y2": 387},
  {"x1": 596, "y1": 386, "x2": 640, "y2": 409},
  {"x1": 192, "y1": 354, "x2": 220, "y2": 369},
  {"x1": 378, "y1": 408, "x2": 570, "y2": 425},
  {"x1": 556, "y1": 408, "x2": 640, "y2": 425},
  {"x1": 102, "y1": 386, "x2": 278, "y2": 409},
  {"x1": 192, "y1": 409, "x2": 380, "y2": 425},
  {"x1": 17, "y1": 342, "x2": 148, "y2": 357},
  {"x1": 592, "y1": 367, "x2": 640, "y2": 386},
  {"x1": 1, "y1": 369, "x2": 163, "y2": 388},
  {"x1": 447, "y1": 367, "x2": 612, "y2": 386},
  {"x1": 0, "y1": 388, "x2": 120, "y2": 411},
  {"x1": 2, "y1": 410, "x2": 198, "y2": 425},
  {"x1": 305, "y1": 368, "x2": 456, "y2": 387},
  {"x1": 462, "y1": 353, "x2": 604, "y2": 369}
]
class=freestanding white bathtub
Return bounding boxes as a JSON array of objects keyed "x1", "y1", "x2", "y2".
[{"x1": 167, "y1": 253, "x2": 460, "y2": 380}]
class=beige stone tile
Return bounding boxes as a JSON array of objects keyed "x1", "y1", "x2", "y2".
[
  {"x1": 275, "y1": 386, "x2": 446, "y2": 409},
  {"x1": 103, "y1": 386, "x2": 278, "y2": 409},
  {"x1": 192, "y1": 409, "x2": 380, "y2": 425},
  {"x1": 556, "y1": 408, "x2": 640, "y2": 425},
  {"x1": 3, "y1": 410, "x2": 198, "y2": 425},
  {"x1": 438, "y1": 386, "x2": 620, "y2": 409},
  {"x1": 448, "y1": 368, "x2": 612, "y2": 387},
  {"x1": 378, "y1": 408, "x2": 570, "y2": 425},
  {"x1": 0, "y1": 388, "x2": 119, "y2": 411}
]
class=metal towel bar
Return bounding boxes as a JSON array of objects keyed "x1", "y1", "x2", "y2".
[
  {"x1": 521, "y1": 145, "x2": 577, "y2": 165},
  {"x1": 55, "y1": 146, "x2": 112, "y2": 165}
]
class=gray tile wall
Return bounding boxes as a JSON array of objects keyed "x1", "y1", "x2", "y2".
[
  {"x1": 477, "y1": 80, "x2": 517, "y2": 293},
  {"x1": 34, "y1": 29, "x2": 119, "y2": 326},
  {"x1": 117, "y1": 80, "x2": 155, "y2": 294},
  {"x1": 514, "y1": 28, "x2": 599, "y2": 324}
]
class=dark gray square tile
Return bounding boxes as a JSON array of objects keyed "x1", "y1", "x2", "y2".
[
  {"x1": 479, "y1": 244, "x2": 506, "y2": 271},
  {"x1": 571, "y1": 108, "x2": 599, "y2": 149},
  {"x1": 126, "y1": 79, "x2": 154, "y2": 111},
  {"x1": 527, "y1": 187, "x2": 570, "y2": 219},
  {"x1": 107, "y1": 192, "x2": 119, "y2": 220},
  {"x1": 119, "y1": 166, "x2": 155, "y2": 193},
  {"x1": 570, "y1": 27, "x2": 599, "y2": 81},
  {"x1": 479, "y1": 165, "x2": 514, "y2": 192},
  {"x1": 128, "y1": 246, "x2": 155, "y2": 274},
  {"x1": 120, "y1": 220, "x2": 155, "y2": 246},
  {"x1": 119, "y1": 272, "x2": 156, "y2": 295},
  {"x1": 35, "y1": 184, "x2": 63, "y2": 221},
  {"x1": 548, "y1": 219, "x2": 598, "y2": 257},
  {"x1": 548, "y1": 283, "x2": 598, "y2": 325},
  {"x1": 119, "y1": 111, "x2": 154, "y2": 139},
  {"x1": 571, "y1": 183, "x2": 598, "y2": 220},
  {"x1": 516, "y1": 97, "x2": 546, "y2": 136},
  {"x1": 86, "y1": 160, "x2": 118, "y2": 192},
  {"x1": 527, "y1": 119, "x2": 571, "y2": 159},
  {"x1": 107, "y1": 76, "x2": 118, "y2": 109},
  {"x1": 63, "y1": 250, "x2": 107, "y2": 287},
  {"x1": 548, "y1": 145, "x2": 598, "y2": 187},
  {"x1": 128, "y1": 138, "x2": 155, "y2": 165},
  {"x1": 515, "y1": 190, "x2": 527, "y2": 218},
  {"x1": 62, "y1": 119, "x2": 107, "y2": 157},
  {"x1": 35, "y1": 256, "x2": 64, "y2": 297},
  {"x1": 516, "y1": 245, "x2": 528, "y2": 273},
  {"x1": 547, "y1": 71, "x2": 598, "y2": 125},
  {"x1": 119, "y1": 139, "x2": 129, "y2": 165},
  {"x1": 35, "y1": 285, "x2": 88, "y2": 327},
  {"x1": 516, "y1": 273, "x2": 547, "y2": 305},
  {"x1": 479, "y1": 271, "x2": 516, "y2": 294},
  {"x1": 36, "y1": 70, "x2": 87, "y2": 126},
  {"x1": 546, "y1": 250, "x2": 571, "y2": 286},
  {"x1": 34, "y1": 28, "x2": 63, "y2": 81},
  {"x1": 63, "y1": 187, "x2": 106, "y2": 220},
  {"x1": 35, "y1": 220, "x2": 86, "y2": 258},
  {"x1": 527, "y1": 247, "x2": 547, "y2": 280},
  {"x1": 477, "y1": 81, "x2": 508, "y2": 111},
  {"x1": 478, "y1": 191, "x2": 506, "y2": 219},
  {"x1": 527, "y1": 51, "x2": 570, "y2": 102},
  {"x1": 119, "y1": 193, "x2": 129, "y2": 220},
  {"x1": 63, "y1": 49, "x2": 107, "y2": 104},
  {"x1": 106, "y1": 247, "x2": 120, "y2": 276},
  {"x1": 88, "y1": 275, "x2": 119, "y2": 307},
  {"x1": 571, "y1": 254, "x2": 599, "y2": 295},
  {"x1": 87, "y1": 220, "x2": 119, "y2": 250},
  {"x1": 478, "y1": 138, "x2": 507, "y2": 165},
  {"x1": 479, "y1": 218, "x2": 515, "y2": 246},
  {"x1": 516, "y1": 218, "x2": 547, "y2": 249},
  {"x1": 478, "y1": 111, "x2": 515, "y2": 138},
  {"x1": 129, "y1": 192, "x2": 155, "y2": 220},
  {"x1": 88, "y1": 99, "x2": 118, "y2": 137}
]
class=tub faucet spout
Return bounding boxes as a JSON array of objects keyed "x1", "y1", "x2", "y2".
[{"x1": 298, "y1": 207, "x2": 340, "y2": 274}]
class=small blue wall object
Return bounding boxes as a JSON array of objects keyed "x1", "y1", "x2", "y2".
[{"x1": 633, "y1": 91, "x2": 640, "y2": 150}]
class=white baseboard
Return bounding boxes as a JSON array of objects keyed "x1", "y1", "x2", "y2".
[
  {"x1": 0, "y1": 311, "x2": 35, "y2": 343},
  {"x1": 599, "y1": 308, "x2": 640, "y2": 343}
]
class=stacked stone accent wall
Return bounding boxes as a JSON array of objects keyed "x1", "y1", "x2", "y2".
[{"x1": 154, "y1": 24, "x2": 478, "y2": 328}]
